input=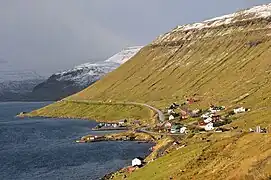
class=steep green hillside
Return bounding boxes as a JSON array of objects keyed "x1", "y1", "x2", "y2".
[
  {"x1": 112, "y1": 132, "x2": 271, "y2": 180},
  {"x1": 26, "y1": 4, "x2": 271, "y2": 179},
  {"x1": 27, "y1": 12, "x2": 271, "y2": 126},
  {"x1": 64, "y1": 18, "x2": 271, "y2": 128}
]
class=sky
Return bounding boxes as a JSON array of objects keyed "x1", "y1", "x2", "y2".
[{"x1": 0, "y1": 0, "x2": 270, "y2": 78}]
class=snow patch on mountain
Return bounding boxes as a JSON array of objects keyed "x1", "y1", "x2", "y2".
[
  {"x1": 105, "y1": 46, "x2": 143, "y2": 64},
  {"x1": 52, "y1": 46, "x2": 143, "y2": 87},
  {"x1": 54, "y1": 62, "x2": 118, "y2": 87},
  {"x1": 0, "y1": 70, "x2": 43, "y2": 82},
  {"x1": 0, "y1": 79, "x2": 44, "y2": 94},
  {"x1": 30, "y1": 46, "x2": 143, "y2": 100},
  {"x1": 172, "y1": 3, "x2": 271, "y2": 32}
]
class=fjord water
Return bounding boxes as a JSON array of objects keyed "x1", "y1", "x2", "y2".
[{"x1": 0, "y1": 102, "x2": 153, "y2": 180}]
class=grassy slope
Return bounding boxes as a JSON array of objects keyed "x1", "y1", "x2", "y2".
[
  {"x1": 67, "y1": 21, "x2": 271, "y2": 128},
  {"x1": 114, "y1": 133, "x2": 271, "y2": 180},
  {"x1": 27, "y1": 19, "x2": 271, "y2": 179},
  {"x1": 26, "y1": 101, "x2": 154, "y2": 124}
]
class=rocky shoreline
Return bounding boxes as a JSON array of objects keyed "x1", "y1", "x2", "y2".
[
  {"x1": 17, "y1": 114, "x2": 177, "y2": 180},
  {"x1": 99, "y1": 132, "x2": 179, "y2": 180}
]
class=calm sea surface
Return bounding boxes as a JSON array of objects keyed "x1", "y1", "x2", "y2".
[{"x1": 0, "y1": 102, "x2": 153, "y2": 180}]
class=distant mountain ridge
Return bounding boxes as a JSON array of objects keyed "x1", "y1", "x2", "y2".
[
  {"x1": 0, "y1": 70, "x2": 43, "y2": 82},
  {"x1": 0, "y1": 78, "x2": 45, "y2": 101},
  {"x1": 0, "y1": 46, "x2": 143, "y2": 101},
  {"x1": 30, "y1": 46, "x2": 143, "y2": 101}
]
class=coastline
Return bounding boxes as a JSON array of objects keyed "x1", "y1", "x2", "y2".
[
  {"x1": 17, "y1": 114, "x2": 164, "y2": 179},
  {"x1": 100, "y1": 134, "x2": 177, "y2": 180},
  {"x1": 17, "y1": 100, "x2": 176, "y2": 180}
]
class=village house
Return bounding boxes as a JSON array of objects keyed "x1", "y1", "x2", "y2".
[
  {"x1": 180, "y1": 126, "x2": 188, "y2": 134},
  {"x1": 132, "y1": 157, "x2": 144, "y2": 167},
  {"x1": 205, "y1": 123, "x2": 214, "y2": 131},
  {"x1": 204, "y1": 117, "x2": 213, "y2": 124},
  {"x1": 198, "y1": 121, "x2": 214, "y2": 131},
  {"x1": 169, "y1": 103, "x2": 179, "y2": 109},
  {"x1": 233, "y1": 107, "x2": 250, "y2": 114},
  {"x1": 164, "y1": 122, "x2": 172, "y2": 130},
  {"x1": 215, "y1": 127, "x2": 224, "y2": 133},
  {"x1": 198, "y1": 121, "x2": 208, "y2": 129},
  {"x1": 211, "y1": 115, "x2": 221, "y2": 122},
  {"x1": 119, "y1": 119, "x2": 128, "y2": 126},
  {"x1": 185, "y1": 97, "x2": 199, "y2": 104},
  {"x1": 169, "y1": 115, "x2": 175, "y2": 121},
  {"x1": 171, "y1": 124, "x2": 182, "y2": 134},
  {"x1": 209, "y1": 105, "x2": 225, "y2": 114},
  {"x1": 180, "y1": 109, "x2": 189, "y2": 120},
  {"x1": 191, "y1": 109, "x2": 201, "y2": 118},
  {"x1": 250, "y1": 126, "x2": 268, "y2": 133},
  {"x1": 82, "y1": 135, "x2": 104, "y2": 142},
  {"x1": 201, "y1": 112, "x2": 211, "y2": 119}
]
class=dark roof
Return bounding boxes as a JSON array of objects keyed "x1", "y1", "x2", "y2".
[{"x1": 135, "y1": 157, "x2": 144, "y2": 161}]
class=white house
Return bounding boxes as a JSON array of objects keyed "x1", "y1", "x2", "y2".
[
  {"x1": 201, "y1": 113, "x2": 211, "y2": 119},
  {"x1": 118, "y1": 119, "x2": 127, "y2": 125},
  {"x1": 164, "y1": 122, "x2": 172, "y2": 129},
  {"x1": 167, "y1": 109, "x2": 175, "y2": 115},
  {"x1": 169, "y1": 115, "x2": 175, "y2": 121},
  {"x1": 233, "y1": 107, "x2": 250, "y2": 114},
  {"x1": 204, "y1": 117, "x2": 213, "y2": 124},
  {"x1": 209, "y1": 108, "x2": 220, "y2": 114},
  {"x1": 180, "y1": 127, "x2": 188, "y2": 134},
  {"x1": 132, "y1": 157, "x2": 143, "y2": 167},
  {"x1": 205, "y1": 123, "x2": 214, "y2": 131}
]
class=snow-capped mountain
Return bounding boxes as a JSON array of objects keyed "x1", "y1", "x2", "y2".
[
  {"x1": 176, "y1": 3, "x2": 271, "y2": 31},
  {"x1": 31, "y1": 46, "x2": 143, "y2": 100},
  {"x1": 0, "y1": 70, "x2": 43, "y2": 82},
  {"x1": 53, "y1": 62, "x2": 118, "y2": 87},
  {"x1": 0, "y1": 76, "x2": 45, "y2": 101},
  {"x1": 154, "y1": 3, "x2": 271, "y2": 44}
]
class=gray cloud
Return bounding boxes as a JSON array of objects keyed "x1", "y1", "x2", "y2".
[
  {"x1": 0, "y1": 0, "x2": 270, "y2": 77},
  {"x1": 0, "y1": 59, "x2": 8, "y2": 64}
]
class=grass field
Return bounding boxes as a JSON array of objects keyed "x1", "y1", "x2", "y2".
[
  {"x1": 112, "y1": 132, "x2": 271, "y2": 180},
  {"x1": 25, "y1": 101, "x2": 154, "y2": 124}
]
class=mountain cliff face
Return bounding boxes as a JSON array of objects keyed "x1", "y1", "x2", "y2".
[{"x1": 31, "y1": 46, "x2": 143, "y2": 100}]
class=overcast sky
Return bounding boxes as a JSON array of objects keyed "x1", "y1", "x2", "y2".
[{"x1": 0, "y1": 0, "x2": 270, "y2": 77}]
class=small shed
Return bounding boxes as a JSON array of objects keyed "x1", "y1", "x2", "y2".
[
  {"x1": 180, "y1": 127, "x2": 188, "y2": 134},
  {"x1": 119, "y1": 119, "x2": 128, "y2": 125},
  {"x1": 169, "y1": 115, "x2": 175, "y2": 121},
  {"x1": 233, "y1": 107, "x2": 250, "y2": 114},
  {"x1": 171, "y1": 124, "x2": 182, "y2": 133},
  {"x1": 132, "y1": 157, "x2": 144, "y2": 167}
]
